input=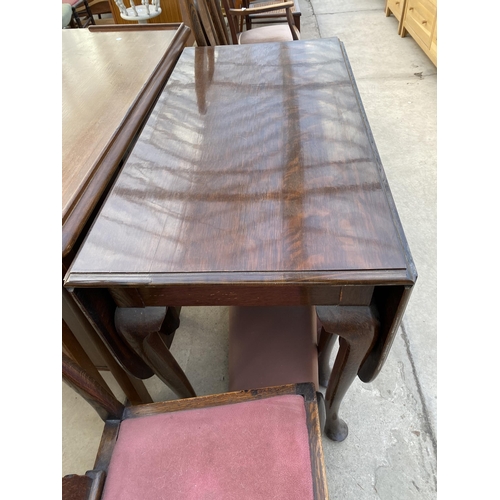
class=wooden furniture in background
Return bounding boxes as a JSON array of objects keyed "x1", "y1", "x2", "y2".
[
  {"x1": 401, "y1": 0, "x2": 436, "y2": 66},
  {"x1": 65, "y1": 0, "x2": 96, "y2": 28},
  {"x1": 385, "y1": 0, "x2": 436, "y2": 66},
  {"x1": 179, "y1": 0, "x2": 298, "y2": 46},
  {"x1": 112, "y1": 0, "x2": 162, "y2": 23},
  {"x1": 223, "y1": 0, "x2": 299, "y2": 43},
  {"x1": 244, "y1": 0, "x2": 301, "y2": 31},
  {"x1": 108, "y1": 0, "x2": 182, "y2": 23},
  {"x1": 62, "y1": 23, "x2": 191, "y2": 403},
  {"x1": 62, "y1": 353, "x2": 328, "y2": 499},
  {"x1": 384, "y1": 0, "x2": 406, "y2": 34},
  {"x1": 75, "y1": 0, "x2": 112, "y2": 22},
  {"x1": 64, "y1": 38, "x2": 417, "y2": 441}
]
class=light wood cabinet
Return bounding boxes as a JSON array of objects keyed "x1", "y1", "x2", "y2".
[
  {"x1": 385, "y1": 0, "x2": 406, "y2": 34},
  {"x1": 385, "y1": 0, "x2": 437, "y2": 66}
]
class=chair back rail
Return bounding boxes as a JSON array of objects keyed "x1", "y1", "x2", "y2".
[
  {"x1": 180, "y1": 0, "x2": 211, "y2": 45},
  {"x1": 205, "y1": 0, "x2": 230, "y2": 44}
]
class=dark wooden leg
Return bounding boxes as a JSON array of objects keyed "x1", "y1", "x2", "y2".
[
  {"x1": 294, "y1": 13, "x2": 300, "y2": 31},
  {"x1": 144, "y1": 331, "x2": 196, "y2": 398},
  {"x1": 317, "y1": 326, "x2": 338, "y2": 388},
  {"x1": 115, "y1": 307, "x2": 196, "y2": 399},
  {"x1": 71, "y1": 6, "x2": 83, "y2": 27},
  {"x1": 159, "y1": 306, "x2": 182, "y2": 348},
  {"x1": 63, "y1": 319, "x2": 113, "y2": 395},
  {"x1": 63, "y1": 288, "x2": 153, "y2": 404},
  {"x1": 63, "y1": 470, "x2": 105, "y2": 500},
  {"x1": 68, "y1": 288, "x2": 154, "y2": 379},
  {"x1": 316, "y1": 305, "x2": 379, "y2": 442}
]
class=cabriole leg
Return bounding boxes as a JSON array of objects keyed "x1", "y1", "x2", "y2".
[{"x1": 316, "y1": 305, "x2": 379, "y2": 441}]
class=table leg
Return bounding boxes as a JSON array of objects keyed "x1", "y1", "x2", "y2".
[
  {"x1": 316, "y1": 305, "x2": 379, "y2": 441},
  {"x1": 115, "y1": 307, "x2": 196, "y2": 399},
  {"x1": 317, "y1": 326, "x2": 338, "y2": 388},
  {"x1": 63, "y1": 288, "x2": 153, "y2": 404}
]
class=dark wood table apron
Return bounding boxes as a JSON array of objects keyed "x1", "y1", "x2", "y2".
[{"x1": 65, "y1": 38, "x2": 417, "y2": 440}]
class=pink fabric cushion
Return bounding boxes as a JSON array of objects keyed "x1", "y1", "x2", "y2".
[
  {"x1": 101, "y1": 395, "x2": 314, "y2": 500},
  {"x1": 229, "y1": 306, "x2": 319, "y2": 392}
]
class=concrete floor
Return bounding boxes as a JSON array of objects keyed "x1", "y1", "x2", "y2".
[{"x1": 62, "y1": 1, "x2": 437, "y2": 498}]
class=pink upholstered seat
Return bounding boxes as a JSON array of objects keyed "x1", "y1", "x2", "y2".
[
  {"x1": 101, "y1": 395, "x2": 315, "y2": 500},
  {"x1": 229, "y1": 306, "x2": 319, "y2": 392}
]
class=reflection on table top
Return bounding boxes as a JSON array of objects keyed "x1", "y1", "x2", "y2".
[
  {"x1": 66, "y1": 38, "x2": 414, "y2": 288},
  {"x1": 62, "y1": 24, "x2": 190, "y2": 258}
]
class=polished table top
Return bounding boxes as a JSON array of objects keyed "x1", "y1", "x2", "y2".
[
  {"x1": 65, "y1": 37, "x2": 416, "y2": 384},
  {"x1": 62, "y1": 24, "x2": 190, "y2": 258},
  {"x1": 66, "y1": 38, "x2": 414, "y2": 289}
]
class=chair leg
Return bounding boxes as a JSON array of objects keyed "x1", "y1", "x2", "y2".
[
  {"x1": 73, "y1": 0, "x2": 96, "y2": 28},
  {"x1": 316, "y1": 391, "x2": 326, "y2": 431},
  {"x1": 316, "y1": 305, "x2": 379, "y2": 441},
  {"x1": 71, "y1": 6, "x2": 84, "y2": 28},
  {"x1": 82, "y1": 0, "x2": 96, "y2": 25}
]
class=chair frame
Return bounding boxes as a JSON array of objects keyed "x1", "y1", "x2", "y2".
[
  {"x1": 62, "y1": 353, "x2": 328, "y2": 499},
  {"x1": 222, "y1": 0, "x2": 299, "y2": 44},
  {"x1": 70, "y1": 0, "x2": 96, "y2": 28},
  {"x1": 180, "y1": 0, "x2": 298, "y2": 46},
  {"x1": 243, "y1": 0, "x2": 301, "y2": 32}
]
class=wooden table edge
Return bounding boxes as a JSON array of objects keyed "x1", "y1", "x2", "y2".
[
  {"x1": 62, "y1": 23, "x2": 192, "y2": 258},
  {"x1": 64, "y1": 269, "x2": 414, "y2": 288},
  {"x1": 339, "y1": 40, "x2": 418, "y2": 285}
]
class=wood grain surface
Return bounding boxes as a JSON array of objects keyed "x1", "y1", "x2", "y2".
[
  {"x1": 66, "y1": 38, "x2": 413, "y2": 288},
  {"x1": 62, "y1": 25, "x2": 190, "y2": 257}
]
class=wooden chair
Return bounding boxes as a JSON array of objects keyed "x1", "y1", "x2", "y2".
[
  {"x1": 63, "y1": 0, "x2": 96, "y2": 28},
  {"x1": 62, "y1": 353, "x2": 329, "y2": 499},
  {"x1": 242, "y1": 0, "x2": 301, "y2": 32},
  {"x1": 75, "y1": 0, "x2": 113, "y2": 21},
  {"x1": 179, "y1": 0, "x2": 299, "y2": 46},
  {"x1": 112, "y1": 0, "x2": 162, "y2": 23}
]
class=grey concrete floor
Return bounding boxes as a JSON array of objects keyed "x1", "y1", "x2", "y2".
[{"x1": 62, "y1": 2, "x2": 437, "y2": 498}]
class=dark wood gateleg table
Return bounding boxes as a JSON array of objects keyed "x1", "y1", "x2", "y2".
[{"x1": 65, "y1": 38, "x2": 417, "y2": 440}]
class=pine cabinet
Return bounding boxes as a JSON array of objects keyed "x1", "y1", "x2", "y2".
[{"x1": 385, "y1": 0, "x2": 437, "y2": 66}]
